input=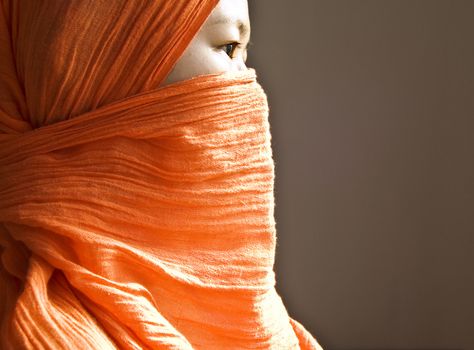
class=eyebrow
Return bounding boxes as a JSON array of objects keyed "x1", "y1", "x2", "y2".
[{"x1": 209, "y1": 17, "x2": 250, "y2": 37}]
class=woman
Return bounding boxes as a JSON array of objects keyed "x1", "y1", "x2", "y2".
[{"x1": 0, "y1": 0, "x2": 324, "y2": 348}]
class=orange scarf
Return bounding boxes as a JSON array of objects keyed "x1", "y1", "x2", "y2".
[{"x1": 0, "y1": 1, "x2": 323, "y2": 349}]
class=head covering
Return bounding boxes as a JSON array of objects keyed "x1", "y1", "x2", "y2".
[{"x1": 0, "y1": 1, "x2": 323, "y2": 348}]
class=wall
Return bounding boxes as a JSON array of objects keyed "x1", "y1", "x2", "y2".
[{"x1": 247, "y1": 1, "x2": 474, "y2": 349}]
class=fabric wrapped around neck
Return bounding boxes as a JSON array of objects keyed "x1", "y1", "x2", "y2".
[{"x1": 0, "y1": 1, "x2": 323, "y2": 349}]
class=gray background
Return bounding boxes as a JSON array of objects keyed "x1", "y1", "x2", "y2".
[{"x1": 247, "y1": 1, "x2": 474, "y2": 349}]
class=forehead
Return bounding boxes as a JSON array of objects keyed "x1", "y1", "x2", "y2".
[{"x1": 207, "y1": 0, "x2": 250, "y2": 30}]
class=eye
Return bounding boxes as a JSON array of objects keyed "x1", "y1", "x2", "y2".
[{"x1": 222, "y1": 42, "x2": 240, "y2": 58}]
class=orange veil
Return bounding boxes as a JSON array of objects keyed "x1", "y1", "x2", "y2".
[{"x1": 0, "y1": 1, "x2": 323, "y2": 348}]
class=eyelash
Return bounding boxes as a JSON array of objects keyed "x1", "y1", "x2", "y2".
[
  {"x1": 221, "y1": 41, "x2": 252, "y2": 58},
  {"x1": 223, "y1": 42, "x2": 240, "y2": 58}
]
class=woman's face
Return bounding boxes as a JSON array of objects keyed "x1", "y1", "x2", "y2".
[{"x1": 162, "y1": 0, "x2": 250, "y2": 86}]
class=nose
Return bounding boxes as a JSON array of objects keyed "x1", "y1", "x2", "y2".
[{"x1": 233, "y1": 57, "x2": 247, "y2": 71}]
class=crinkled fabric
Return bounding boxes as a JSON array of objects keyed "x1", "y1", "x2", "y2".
[{"x1": 0, "y1": 1, "x2": 324, "y2": 349}]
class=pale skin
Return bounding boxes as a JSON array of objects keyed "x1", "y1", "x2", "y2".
[{"x1": 162, "y1": 0, "x2": 251, "y2": 86}]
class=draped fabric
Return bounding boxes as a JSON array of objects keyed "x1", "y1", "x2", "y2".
[{"x1": 0, "y1": 1, "x2": 323, "y2": 349}]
